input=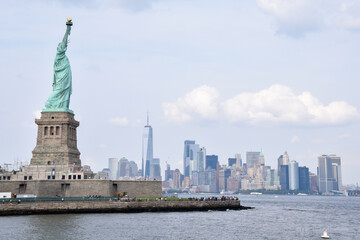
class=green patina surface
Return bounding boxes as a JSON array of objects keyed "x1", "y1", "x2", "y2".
[{"x1": 43, "y1": 20, "x2": 73, "y2": 114}]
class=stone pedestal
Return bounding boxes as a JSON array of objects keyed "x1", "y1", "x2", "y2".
[{"x1": 30, "y1": 112, "x2": 81, "y2": 168}]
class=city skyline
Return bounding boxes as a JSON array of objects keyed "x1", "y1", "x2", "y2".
[
  {"x1": 163, "y1": 146, "x2": 332, "y2": 193},
  {"x1": 103, "y1": 137, "x2": 346, "y2": 194},
  {"x1": 55, "y1": 134, "x2": 354, "y2": 186},
  {"x1": 1, "y1": 1, "x2": 359, "y2": 185}
]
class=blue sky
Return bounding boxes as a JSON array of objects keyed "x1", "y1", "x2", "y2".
[{"x1": 1, "y1": 0, "x2": 359, "y2": 184}]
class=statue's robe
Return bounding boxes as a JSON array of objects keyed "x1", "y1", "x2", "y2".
[{"x1": 45, "y1": 36, "x2": 72, "y2": 111}]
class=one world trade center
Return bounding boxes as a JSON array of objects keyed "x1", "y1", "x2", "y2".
[{"x1": 142, "y1": 114, "x2": 153, "y2": 179}]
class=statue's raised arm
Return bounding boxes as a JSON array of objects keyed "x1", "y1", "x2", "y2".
[
  {"x1": 58, "y1": 19, "x2": 72, "y2": 53},
  {"x1": 43, "y1": 19, "x2": 74, "y2": 114}
]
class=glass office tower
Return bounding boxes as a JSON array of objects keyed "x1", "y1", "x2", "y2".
[
  {"x1": 142, "y1": 116, "x2": 153, "y2": 179},
  {"x1": 289, "y1": 160, "x2": 299, "y2": 190}
]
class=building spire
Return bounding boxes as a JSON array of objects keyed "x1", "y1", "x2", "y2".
[{"x1": 147, "y1": 111, "x2": 149, "y2": 126}]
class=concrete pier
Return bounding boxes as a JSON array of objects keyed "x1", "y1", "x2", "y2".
[{"x1": 0, "y1": 199, "x2": 252, "y2": 216}]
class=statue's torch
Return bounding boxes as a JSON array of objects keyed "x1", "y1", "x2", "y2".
[{"x1": 66, "y1": 18, "x2": 73, "y2": 26}]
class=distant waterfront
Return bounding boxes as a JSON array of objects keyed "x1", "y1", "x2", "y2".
[{"x1": 1, "y1": 194, "x2": 359, "y2": 239}]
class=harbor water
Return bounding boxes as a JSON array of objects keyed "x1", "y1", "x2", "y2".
[{"x1": 1, "y1": 194, "x2": 359, "y2": 239}]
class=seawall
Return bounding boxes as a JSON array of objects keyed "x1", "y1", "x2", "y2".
[
  {"x1": 0, "y1": 200, "x2": 252, "y2": 216},
  {"x1": 0, "y1": 179, "x2": 162, "y2": 198}
]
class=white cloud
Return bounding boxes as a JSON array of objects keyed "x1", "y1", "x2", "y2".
[
  {"x1": 164, "y1": 84, "x2": 359, "y2": 125},
  {"x1": 109, "y1": 117, "x2": 129, "y2": 126},
  {"x1": 257, "y1": 0, "x2": 360, "y2": 37},
  {"x1": 291, "y1": 135, "x2": 300, "y2": 143},
  {"x1": 257, "y1": 0, "x2": 324, "y2": 37},
  {"x1": 163, "y1": 85, "x2": 219, "y2": 122},
  {"x1": 257, "y1": 0, "x2": 310, "y2": 19},
  {"x1": 32, "y1": 110, "x2": 41, "y2": 119},
  {"x1": 222, "y1": 84, "x2": 359, "y2": 125}
]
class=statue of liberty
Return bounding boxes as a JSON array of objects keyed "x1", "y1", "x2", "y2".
[{"x1": 44, "y1": 19, "x2": 74, "y2": 113}]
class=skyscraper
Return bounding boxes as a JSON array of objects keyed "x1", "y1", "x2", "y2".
[
  {"x1": 142, "y1": 114, "x2": 153, "y2": 179},
  {"x1": 246, "y1": 151, "x2": 260, "y2": 168},
  {"x1": 235, "y1": 154, "x2": 242, "y2": 168},
  {"x1": 183, "y1": 140, "x2": 200, "y2": 177},
  {"x1": 108, "y1": 158, "x2": 119, "y2": 180},
  {"x1": 191, "y1": 171, "x2": 199, "y2": 186},
  {"x1": 219, "y1": 168, "x2": 232, "y2": 191},
  {"x1": 309, "y1": 172, "x2": 318, "y2": 192},
  {"x1": 283, "y1": 151, "x2": 290, "y2": 165},
  {"x1": 150, "y1": 158, "x2": 161, "y2": 180},
  {"x1": 329, "y1": 155, "x2": 342, "y2": 191},
  {"x1": 259, "y1": 149, "x2": 265, "y2": 166},
  {"x1": 299, "y1": 166, "x2": 310, "y2": 192},
  {"x1": 206, "y1": 155, "x2": 218, "y2": 170},
  {"x1": 165, "y1": 163, "x2": 173, "y2": 181},
  {"x1": 277, "y1": 155, "x2": 283, "y2": 171},
  {"x1": 278, "y1": 151, "x2": 290, "y2": 171},
  {"x1": 279, "y1": 165, "x2": 289, "y2": 190},
  {"x1": 228, "y1": 158, "x2": 236, "y2": 167},
  {"x1": 198, "y1": 147, "x2": 206, "y2": 172},
  {"x1": 207, "y1": 169, "x2": 218, "y2": 192},
  {"x1": 118, "y1": 157, "x2": 129, "y2": 177},
  {"x1": 128, "y1": 161, "x2": 138, "y2": 177},
  {"x1": 265, "y1": 169, "x2": 280, "y2": 190},
  {"x1": 288, "y1": 160, "x2": 299, "y2": 190},
  {"x1": 173, "y1": 169, "x2": 181, "y2": 189},
  {"x1": 318, "y1": 154, "x2": 342, "y2": 193}
]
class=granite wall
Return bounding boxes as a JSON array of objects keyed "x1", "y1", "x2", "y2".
[{"x1": 0, "y1": 180, "x2": 162, "y2": 198}]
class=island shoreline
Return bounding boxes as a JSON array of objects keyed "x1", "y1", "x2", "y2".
[{"x1": 0, "y1": 200, "x2": 253, "y2": 216}]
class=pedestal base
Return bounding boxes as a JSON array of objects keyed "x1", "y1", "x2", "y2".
[{"x1": 30, "y1": 112, "x2": 81, "y2": 167}]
